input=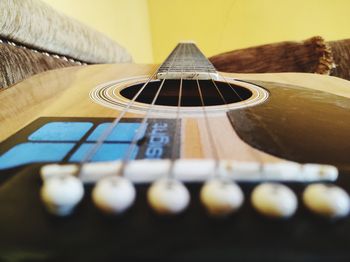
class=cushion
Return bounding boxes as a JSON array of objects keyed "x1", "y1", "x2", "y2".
[
  {"x1": 0, "y1": 40, "x2": 79, "y2": 89},
  {"x1": 0, "y1": 0, "x2": 131, "y2": 64},
  {"x1": 0, "y1": 0, "x2": 132, "y2": 89},
  {"x1": 328, "y1": 39, "x2": 350, "y2": 81},
  {"x1": 210, "y1": 36, "x2": 335, "y2": 76}
]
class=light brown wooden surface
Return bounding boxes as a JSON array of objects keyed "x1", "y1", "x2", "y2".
[{"x1": 1, "y1": 64, "x2": 350, "y2": 164}]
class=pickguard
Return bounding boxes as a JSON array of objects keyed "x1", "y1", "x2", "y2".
[{"x1": 227, "y1": 80, "x2": 350, "y2": 170}]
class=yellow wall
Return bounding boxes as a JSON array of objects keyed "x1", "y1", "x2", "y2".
[
  {"x1": 148, "y1": 0, "x2": 350, "y2": 62},
  {"x1": 44, "y1": 0, "x2": 350, "y2": 64},
  {"x1": 44, "y1": 0, "x2": 153, "y2": 63}
]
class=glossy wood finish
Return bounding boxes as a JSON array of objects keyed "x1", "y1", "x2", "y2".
[
  {"x1": 1, "y1": 64, "x2": 350, "y2": 168},
  {"x1": 229, "y1": 80, "x2": 350, "y2": 170}
]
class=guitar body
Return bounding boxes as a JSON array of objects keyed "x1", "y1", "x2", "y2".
[
  {"x1": 1, "y1": 63, "x2": 350, "y2": 261},
  {"x1": 2, "y1": 64, "x2": 350, "y2": 167}
]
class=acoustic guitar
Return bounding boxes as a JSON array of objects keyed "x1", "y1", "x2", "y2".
[{"x1": 1, "y1": 42, "x2": 350, "y2": 261}]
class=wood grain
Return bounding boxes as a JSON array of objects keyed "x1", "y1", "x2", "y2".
[{"x1": 1, "y1": 64, "x2": 350, "y2": 166}]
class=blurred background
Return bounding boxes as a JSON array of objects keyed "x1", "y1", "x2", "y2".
[{"x1": 43, "y1": 0, "x2": 350, "y2": 64}]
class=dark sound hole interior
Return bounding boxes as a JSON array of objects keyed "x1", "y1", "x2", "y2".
[{"x1": 120, "y1": 80, "x2": 253, "y2": 107}]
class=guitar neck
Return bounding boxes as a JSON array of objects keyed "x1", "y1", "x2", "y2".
[{"x1": 157, "y1": 42, "x2": 218, "y2": 80}]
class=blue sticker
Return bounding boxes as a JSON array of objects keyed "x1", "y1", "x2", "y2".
[
  {"x1": 0, "y1": 118, "x2": 178, "y2": 171},
  {"x1": 0, "y1": 142, "x2": 75, "y2": 169},
  {"x1": 29, "y1": 122, "x2": 93, "y2": 141},
  {"x1": 87, "y1": 123, "x2": 146, "y2": 142},
  {"x1": 69, "y1": 143, "x2": 138, "y2": 162}
]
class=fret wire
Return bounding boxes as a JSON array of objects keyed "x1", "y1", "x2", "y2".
[{"x1": 158, "y1": 43, "x2": 217, "y2": 74}]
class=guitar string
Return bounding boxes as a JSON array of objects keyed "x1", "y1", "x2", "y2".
[
  {"x1": 210, "y1": 75, "x2": 265, "y2": 166},
  {"x1": 208, "y1": 57, "x2": 309, "y2": 181},
  {"x1": 188, "y1": 43, "x2": 264, "y2": 171},
  {"x1": 220, "y1": 74, "x2": 317, "y2": 184},
  {"x1": 187, "y1": 43, "x2": 221, "y2": 177},
  {"x1": 78, "y1": 43, "x2": 265, "y2": 182},
  {"x1": 187, "y1": 43, "x2": 265, "y2": 180},
  {"x1": 76, "y1": 44, "x2": 182, "y2": 177},
  {"x1": 117, "y1": 43, "x2": 184, "y2": 176},
  {"x1": 218, "y1": 73, "x2": 303, "y2": 182},
  {"x1": 194, "y1": 58, "x2": 314, "y2": 185},
  {"x1": 206, "y1": 73, "x2": 265, "y2": 172},
  {"x1": 77, "y1": 65, "x2": 158, "y2": 170},
  {"x1": 219, "y1": 74, "x2": 280, "y2": 166},
  {"x1": 156, "y1": 43, "x2": 227, "y2": 182},
  {"x1": 167, "y1": 44, "x2": 185, "y2": 180}
]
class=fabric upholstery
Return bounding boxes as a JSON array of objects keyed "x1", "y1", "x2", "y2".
[
  {"x1": 210, "y1": 36, "x2": 335, "y2": 76},
  {"x1": 328, "y1": 39, "x2": 350, "y2": 81},
  {"x1": 0, "y1": 0, "x2": 132, "y2": 64},
  {"x1": 0, "y1": 42, "x2": 78, "y2": 89}
]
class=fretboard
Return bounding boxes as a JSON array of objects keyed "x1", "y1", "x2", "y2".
[{"x1": 157, "y1": 42, "x2": 218, "y2": 80}]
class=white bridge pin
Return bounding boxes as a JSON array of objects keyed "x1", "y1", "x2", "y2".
[
  {"x1": 92, "y1": 176, "x2": 136, "y2": 215},
  {"x1": 303, "y1": 183, "x2": 350, "y2": 219},
  {"x1": 147, "y1": 179, "x2": 190, "y2": 215},
  {"x1": 251, "y1": 183, "x2": 298, "y2": 218},
  {"x1": 40, "y1": 174, "x2": 84, "y2": 216},
  {"x1": 200, "y1": 179, "x2": 244, "y2": 216}
]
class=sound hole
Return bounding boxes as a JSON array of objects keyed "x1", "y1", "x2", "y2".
[{"x1": 120, "y1": 80, "x2": 253, "y2": 107}]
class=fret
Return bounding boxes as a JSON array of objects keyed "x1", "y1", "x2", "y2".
[{"x1": 157, "y1": 42, "x2": 218, "y2": 80}]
